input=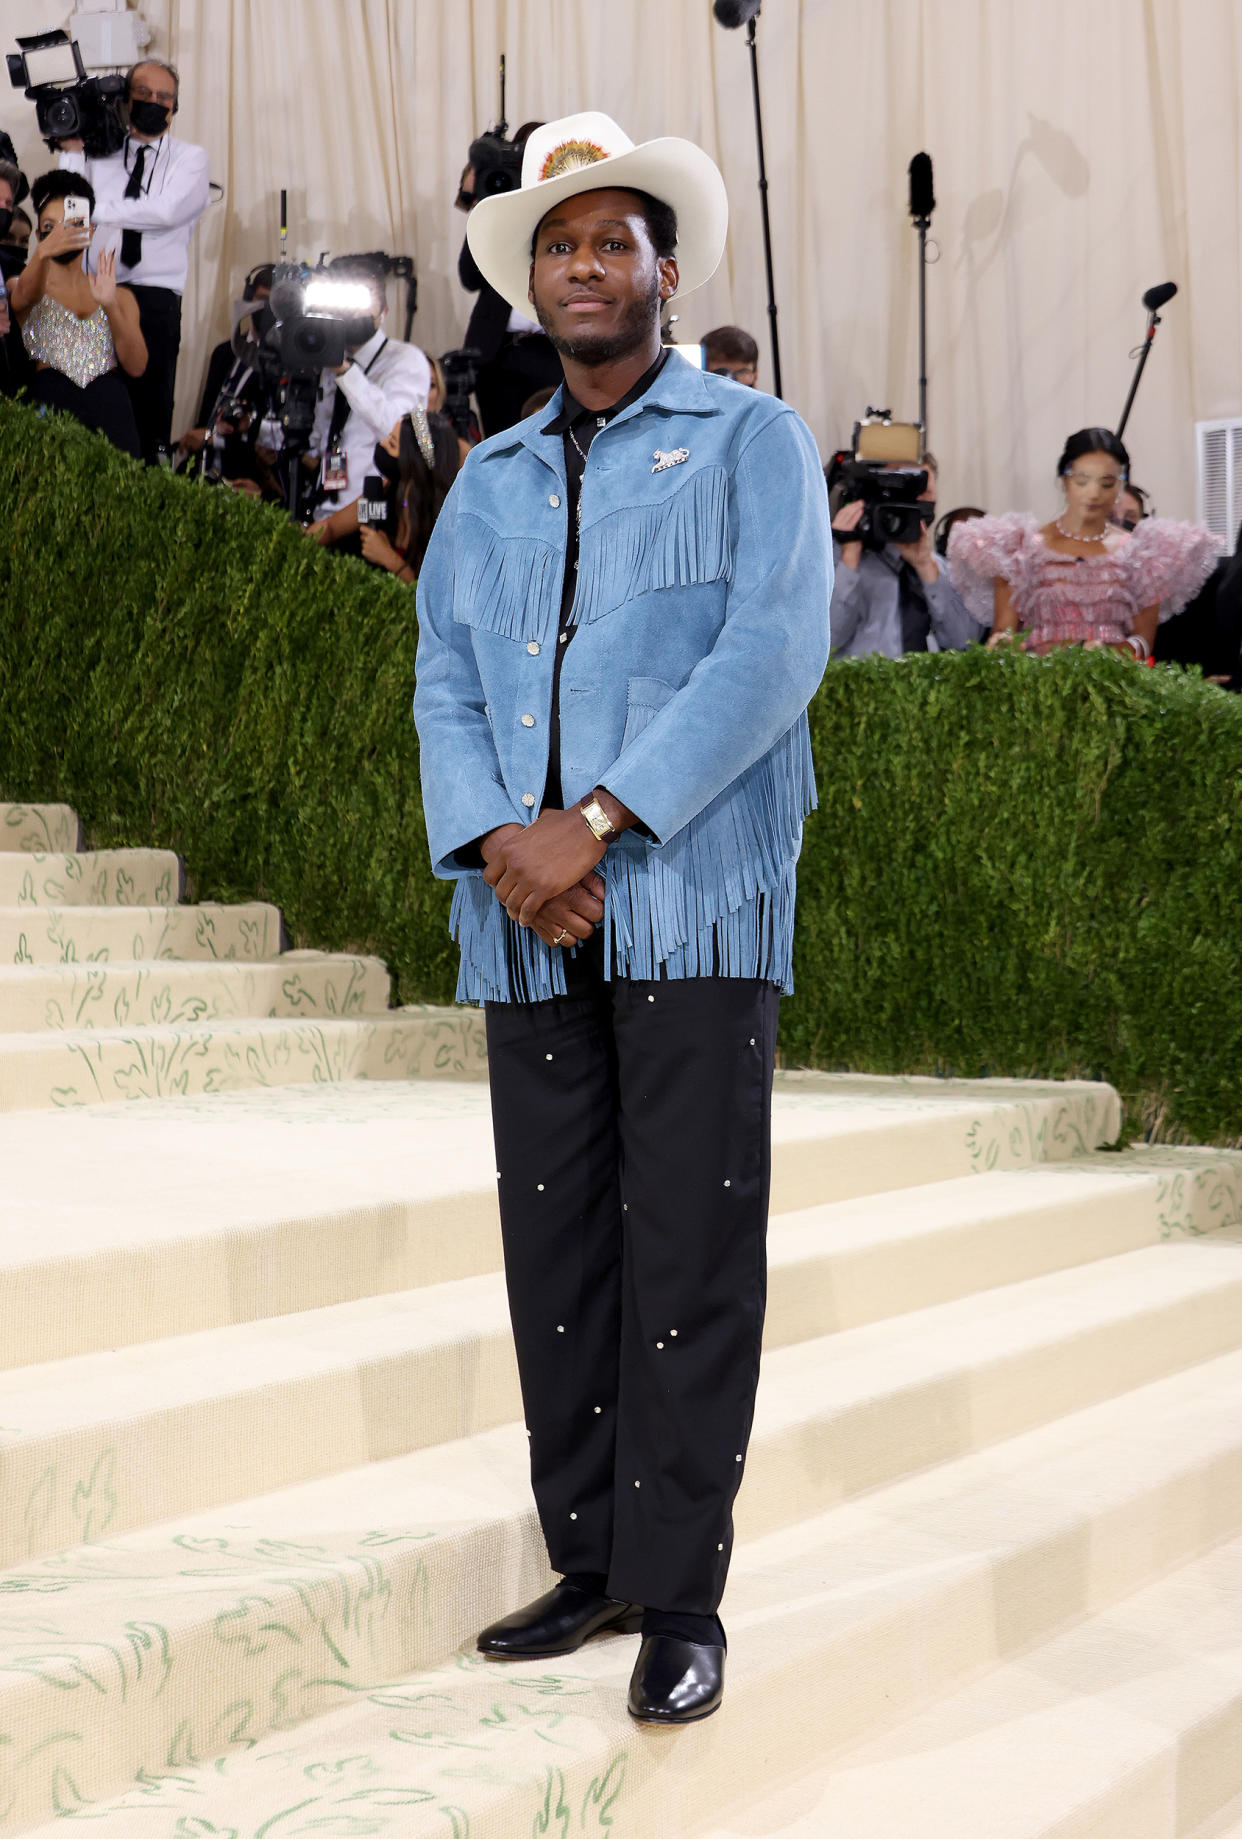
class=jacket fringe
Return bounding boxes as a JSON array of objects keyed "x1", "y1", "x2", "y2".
[
  {"x1": 574, "y1": 467, "x2": 732, "y2": 624},
  {"x1": 451, "y1": 716, "x2": 816, "y2": 1005},
  {"x1": 453, "y1": 514, "x2": 559, "y2": 642}
]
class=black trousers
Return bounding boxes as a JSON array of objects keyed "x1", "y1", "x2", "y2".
[
  {"x1": 484, "y1": 937, "x2": 780, "y2": 1614},
  {"x1": 125, "y1": 284, "x2": 182, "y2": 464}
]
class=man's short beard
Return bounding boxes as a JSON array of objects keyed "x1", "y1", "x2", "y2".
[{"x1": 534, "y1": 273, "x2": 662, "y2": 368}]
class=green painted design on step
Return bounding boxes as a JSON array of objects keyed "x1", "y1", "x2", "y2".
[
  {"x1": 533, "y1": 1766, "x2": 571, "y2": 1838},
  {"x1": 71, "y1": 1448, "x2": 117, "y2": 1541},
  {"x1": 14, "y1": 932, "x2": 31, "y2": 964},
  {"x1": 581, "y1": 1754, "x2": 626, "y2": 1833}
]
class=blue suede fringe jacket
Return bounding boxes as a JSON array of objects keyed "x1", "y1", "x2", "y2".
[{"x1": 413, "y1": 354, "x2": 833, "y2": 1004}]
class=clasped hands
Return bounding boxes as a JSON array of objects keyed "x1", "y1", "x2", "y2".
[{"x1": 480, "y1": 800, "x2": 627, "y2": 949}]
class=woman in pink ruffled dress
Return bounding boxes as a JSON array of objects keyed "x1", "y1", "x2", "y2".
[{"x1": 948, "y1": 427, "x2": 1220, "y2": 660}]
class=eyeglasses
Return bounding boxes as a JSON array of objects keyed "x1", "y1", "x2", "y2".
[
  {"x1": 130, "y1": 82, "x2": 176, "y2": 104},
  {"x1": 706, "y1": 364, "x2": 757, "y2": 383},
  {"x1": 1064, "y1": 471, "x2": 1123, "y2": 489}
]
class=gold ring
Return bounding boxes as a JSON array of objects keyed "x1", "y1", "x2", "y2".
[{"x1": 553, "y1": 928, "x2": 568, "y2": 946}]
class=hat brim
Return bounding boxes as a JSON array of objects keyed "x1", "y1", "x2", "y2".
[{"x1": 466, "y1": 136, "x2": 728, "y2": 323}]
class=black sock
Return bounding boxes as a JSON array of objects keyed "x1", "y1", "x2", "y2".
[
  {"x1": 640, "y1": 1608, "x2": 725, "y2": 1647},
  {"x1": 558, "y1": 1570, "x2": 609, "y2": 1597}
]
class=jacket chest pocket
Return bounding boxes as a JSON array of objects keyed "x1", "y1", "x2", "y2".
[{"x1": 574, "y1": 464, "x2": 732, "y2": 625}]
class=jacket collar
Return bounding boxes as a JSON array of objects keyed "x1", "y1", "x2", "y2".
[{"x1": 480, "y1": 351, "x2": 721, "y2": 465}]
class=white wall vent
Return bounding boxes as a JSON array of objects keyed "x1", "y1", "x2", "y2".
[{"x1": 1196, "y1": 419, "x2": 1242, "y2": 548}]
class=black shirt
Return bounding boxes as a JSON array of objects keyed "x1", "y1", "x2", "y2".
[{"x1": 539, "y1": 345, "x2": 671, "y2": 809}]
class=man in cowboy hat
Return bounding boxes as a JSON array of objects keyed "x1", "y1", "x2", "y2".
[{"x1": 414, "y1": 112, "x2": 832, "y2": 1725}]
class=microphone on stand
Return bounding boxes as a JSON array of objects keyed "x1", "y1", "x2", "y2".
[
  {"x1": 908, "y1": 153, "x2": 934, "y2": 448},
  {"x1": 711, "y1": 0, "x2": 782, "y2": 396},
  {"x1": 908, "y1": 151, "x2": 935, "y2": 225},
  {"x1": 1141, "y1": 281, "x2": 1177, "y2": 313},
  {"x1": 1117, "y1": 281, "x2": 1179, "y2": 439}
]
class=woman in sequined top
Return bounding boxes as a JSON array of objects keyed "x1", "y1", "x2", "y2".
[
  {"x1": 948, "y1": 427, "x2": 1220, "y2": 659},
  {"x1": 10, "y1": 170, "x2": 146, "y2": 459}
]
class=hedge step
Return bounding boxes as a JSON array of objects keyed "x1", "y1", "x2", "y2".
[
  {"x1": 0, "y1": 1008, "x2": 487, "y2": 1111},
  {"x1": 15, "y1": 1346, "x2": 1242, "y2": 1839},
  {"x1": 0, "y1": 849, "x2": 180, "y2": 908},
  {"x1": 0, "y1": 802, "x2": 79, "y2": 853},
  {"x1": 0, "y1": 953, "x2": 392, "y2": 1033},
  {"x1": 0, "y1": 901, "x2": 282, "y2": 964}
]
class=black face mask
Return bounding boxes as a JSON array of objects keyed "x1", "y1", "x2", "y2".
[
  {"x1": 343, "y1": 315, "x2": 377, "y2": 348},
  {"x1": 0, "y1": 208, "x2": 11, "y2": 242},
  {"x1": 129, "y1": 98, "x2": 171, "y2": 136},
  {"x1": 252, "y1": 304, "x2": 275, "y2": 341},
  {"x1": 51, "y1": 248, "x2": 81, "y2": 266},
  {"x1": 373, "y1": 441, "x2": 401, "y2": 484}
]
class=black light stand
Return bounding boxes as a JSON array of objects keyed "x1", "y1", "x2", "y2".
[
  {"x1": 1117, "y1": 282, "x2": 1178, "y2": 441},
  {"x1": 713, "y1": 0, "x2": 783, "y2": 398}
]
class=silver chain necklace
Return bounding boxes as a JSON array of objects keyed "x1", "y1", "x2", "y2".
[
  {"x1": 568, "y1": 422, "x2": 594, "y2": 532},
  {"x1": 1054, "y1": 516, "x2": 1109, "y2": 544}
]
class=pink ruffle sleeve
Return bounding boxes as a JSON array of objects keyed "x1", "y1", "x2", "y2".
[
  {"x1": 947, "y1": 512, "x2": 1040, "y2": 626},
  {"x1": 1122, "y1": 517, "x2": 1222, "y2": 617}
]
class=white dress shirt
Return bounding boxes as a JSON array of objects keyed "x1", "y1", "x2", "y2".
[
  {"x1": 310, "y1": 323, "x2": 432, "y2": 511},
  {"x1": 61, "y1": 134, "x2": 210, "y2": 294}
]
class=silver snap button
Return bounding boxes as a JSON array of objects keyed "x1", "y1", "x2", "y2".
[
  {"x1": 527, "y1": 641, "x2": 540, "y2": 655},
  {"x1": 521, "y1": 714, "x2": 535, "y2": 728},
  {"x1": 522, "y1": 793, "x2": 536, "y2": 807},
  {"x1": 549, "y1": 493, "x2": 561, "y2": 508}
]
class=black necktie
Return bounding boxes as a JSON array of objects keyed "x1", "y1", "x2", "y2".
[
  {"x1": 898, "y1": 560, "x2": 932, "y2": 653},
  {"x1": 120, "y1": 144, "x2": 147, "y2": 271}
]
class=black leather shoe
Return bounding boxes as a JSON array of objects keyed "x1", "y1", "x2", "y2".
[
  {"x1": 477, "y1": 1581, "x2": 643, "y2": 1660},
  {"x1": 627, "y1": 1635, "x2": 725, "y2": 1723}
]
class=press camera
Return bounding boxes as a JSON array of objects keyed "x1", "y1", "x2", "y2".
[
  {"x1": 827, "y1": 413, "x2": 935, "y2": 550},
  {"x1": 7, "y1": 31, "x2": 125, "y2": 158}
]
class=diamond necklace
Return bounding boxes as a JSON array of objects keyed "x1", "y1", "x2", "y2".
[{"x1": 1054, "y1": 516, "x2": 1109, "y2": 544}]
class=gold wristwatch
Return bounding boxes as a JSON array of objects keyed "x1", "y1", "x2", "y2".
[{"x1": 579, "y1": 795, "x2": 616, "y2": 842}]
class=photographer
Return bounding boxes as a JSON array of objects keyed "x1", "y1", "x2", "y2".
[
  {"x1": 830, "y1": 454, "x2": 981, "y2": 657},
  {"x1": 58, "y1": 58, "x2": 209, "y2": 463},
  {"x1": 176, "y1": 264, "x2": 276, "y2": 494},
  {"x1": 306, "y1": 259, "x2": 431, "y2": 522},
  {"x1": 456, "y1": 121, "x2": 561, "y2": 435}
]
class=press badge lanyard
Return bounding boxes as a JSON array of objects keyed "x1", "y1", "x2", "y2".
[{"x1": 321, "y1": 337, "x2": 389, "y2": 494}]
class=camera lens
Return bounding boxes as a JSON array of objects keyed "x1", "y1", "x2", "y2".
[{"x1": 45, "y1": 93, "x2": 80, "y2": 136}]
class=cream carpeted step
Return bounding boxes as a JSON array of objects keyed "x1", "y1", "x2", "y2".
[
  {"x1": 767, "y1": 1071, "x2": 1119, "y2": 1210},
  {"x1": 0, "y1": 1079, "x2": 1159, "y2": 1367},
  {"x1": 14, "y1": 1345, "x2": 1242, "y2": 1839},
  {"x1": 0, "y1": 953, "x2": 392, "y2": 1032},
  {"x1": 0, "y1": 848, "x2": 180, "y2": 907},
  {"x1": 0, "y1": 1007, "x2": 486, "y2": 1109},
  {"x1": 694, "y1": 1533, "x2": 1242, "y2": 1839},
  {"x1": 0, "y1": 900, "x2": 282, "y2": 963},
  {"x1": 0, "y1": 802, "x2": 79, "y2": 853},
  {"x1": 4, "y1": 1230, "x2": 1242, "y2": 1570}
]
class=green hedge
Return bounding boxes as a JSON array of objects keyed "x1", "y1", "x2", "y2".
[{"x1": 1, "y1": 399, "x2": 1240, "y2": 1143}]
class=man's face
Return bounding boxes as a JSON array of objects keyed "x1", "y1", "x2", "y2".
[
  {"x1": 529, "y1": 187, "x2": 678, "y2": 367},
  {"x1": 128, "y1": 64, "x2": 176, "y2": 138},
  {"x1": 705, "y1": 355, "x2": 758, "y2": 387}
]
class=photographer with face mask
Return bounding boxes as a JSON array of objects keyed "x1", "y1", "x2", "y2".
[
  {"x1": 57, "y1": 58, "x2": 209, "y2": 464},
  {"x1": 305, "y1": 260, "x2": 432, "y2": 532}
]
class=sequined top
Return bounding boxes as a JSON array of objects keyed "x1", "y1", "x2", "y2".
[
  {"x1": 22, "y1": 295, "x2": 118, "y2": 390},
  {"x1": 948, "y1": 511, "x2": 1221, "y2": 645}
]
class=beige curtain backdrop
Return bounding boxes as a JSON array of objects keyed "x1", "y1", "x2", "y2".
[{"x1": 3, "y1": 0, "x2": 1241, "y2": 520}]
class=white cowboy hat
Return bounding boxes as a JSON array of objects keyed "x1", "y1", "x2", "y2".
[{"x1": 466, "y1": 110, "x2": 729, "y2": 321}]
